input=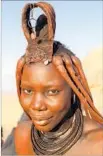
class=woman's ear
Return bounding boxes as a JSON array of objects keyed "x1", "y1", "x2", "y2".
[{"x1": 16, "y1": 56, "x2": 25, "y2": 102}]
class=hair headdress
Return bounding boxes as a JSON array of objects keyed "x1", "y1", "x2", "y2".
[{"x1": 22, "y1": 2, "x2": 56, "y2": 65}]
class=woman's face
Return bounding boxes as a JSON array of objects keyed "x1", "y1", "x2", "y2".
[{"x1": 20, "y1": 62, "x2": 72, "y2": 132}]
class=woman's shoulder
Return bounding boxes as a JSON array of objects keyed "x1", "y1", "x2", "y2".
[
  {"x1": 14, "y1": 121, "x2": 34, "y2": 155},
  {"x1": 83, "y1": 116, "x2": 103, "y2": 135},
  {"x1": 15, "y1": 120, "x2": 32, "y2": 132},
  {"x1": 14, "y1": 120, "x2": 32, "y2": 144},
  {"x1": 81, "y1": 116, "x2": 103, "y2": 154}
]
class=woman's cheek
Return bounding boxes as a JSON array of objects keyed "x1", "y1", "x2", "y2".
[
  {"x1": 46, "y1": 94, "x2": 68, "y2": 112},
  {"x1": 56, "y1": 90, "x2": 71, "y2": 111},
  {"x1": 20, "y1": 94, "x2": 31, "y2": 111}
]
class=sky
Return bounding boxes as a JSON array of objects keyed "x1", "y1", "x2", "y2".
[{"x1": 2, "y1": 0, "x2": 102, "y2": 93}]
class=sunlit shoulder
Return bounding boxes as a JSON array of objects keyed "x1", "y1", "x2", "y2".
[{"x1": 14, "y1": 121, "x2": 34, "y2": 155}]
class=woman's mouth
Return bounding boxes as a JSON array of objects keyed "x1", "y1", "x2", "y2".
[
  {"x1": 28, "y1": 109, "x2": 53, "y2": 126},
  {"x1": 29, "y1": 109, "x2": 53, "y2": 120},
  {"x1": 33, "y1": 117, "x2": 52, "y2": 126}
]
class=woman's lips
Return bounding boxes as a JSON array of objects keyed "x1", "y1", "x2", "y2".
[
  {"x1": 33, "y1": 117, "x2": 53, "y2": 126},
  {"x1": 28, "y1": 109, "x2": 53, "y2": 125},
  {"x1": 29, "y1": 109, "x2": 53, "y2": 121},
  {"x1": 31, "y1": 115, "x2": 53, "y2": 121}
]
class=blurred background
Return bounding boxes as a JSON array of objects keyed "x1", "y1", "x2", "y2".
[{"x1": 1, "y1": 0, "x2": 103, "y2": 140}]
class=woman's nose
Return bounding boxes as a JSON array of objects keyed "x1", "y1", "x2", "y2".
[{"x1": 31, "y1": 93, "x2": 47, "y2": 111}]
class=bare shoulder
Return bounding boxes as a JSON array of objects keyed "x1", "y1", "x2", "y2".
[
  {"x1": 14, "y1": 121, "x2": 34, "y2": 155},
  {"x1": 83, "y1": 116, "x2": 103, "y2": 133},
  {"x1": 14, "y1": 120, "x2": 32, "y2": 143},
  {"x1": 15, "y1": 120, "x2": 32, "y2": 133},
  {"x1": 81, "y1": 116, "x2": 103, "y2": 155}
]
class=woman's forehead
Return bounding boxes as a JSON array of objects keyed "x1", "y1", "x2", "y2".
[{"x1": 21, "y1": 62, "x2": 68, "y2": 87}]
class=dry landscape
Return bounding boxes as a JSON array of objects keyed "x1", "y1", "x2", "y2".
[{"x1": 2, "y1": 93, "x2": 23, "y2": 140}]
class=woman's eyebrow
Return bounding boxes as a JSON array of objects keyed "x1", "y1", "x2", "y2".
[
  {"x1": 44, "y1": 82, "x2": 66, "y2": 88},
  {"x1": 44, "y1": 84, "x2": 62, "y2": 89},
  {"x1": 20, "y1": 82, "x2": 33, "y2": 88},
  {"x1": 20, "y1": 81, "x2": 64, "y2": 88}
]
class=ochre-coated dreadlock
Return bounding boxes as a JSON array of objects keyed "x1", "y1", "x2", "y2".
[{"x1": 16, "y1": 2, "x2": 103, "y2": 125}]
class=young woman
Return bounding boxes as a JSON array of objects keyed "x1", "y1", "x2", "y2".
[{"x1": 2, "y1": 2, "x2": 103, "y2": 156}]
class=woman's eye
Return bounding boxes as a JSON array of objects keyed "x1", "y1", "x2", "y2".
[
  {"x1": 22, "y1": 89, "x2": 33, "y2": 95},
  {"x1": 47, "y1": 90, "x2": 60, "y2": 96}
]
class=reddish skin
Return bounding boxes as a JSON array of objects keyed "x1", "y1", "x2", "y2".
[
  {"x1": 14, "y1": 63, "x2": 103, "y2": 156},
  {"x1": 20, "y1": 63, "x2": 72, "y2": 132}
]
